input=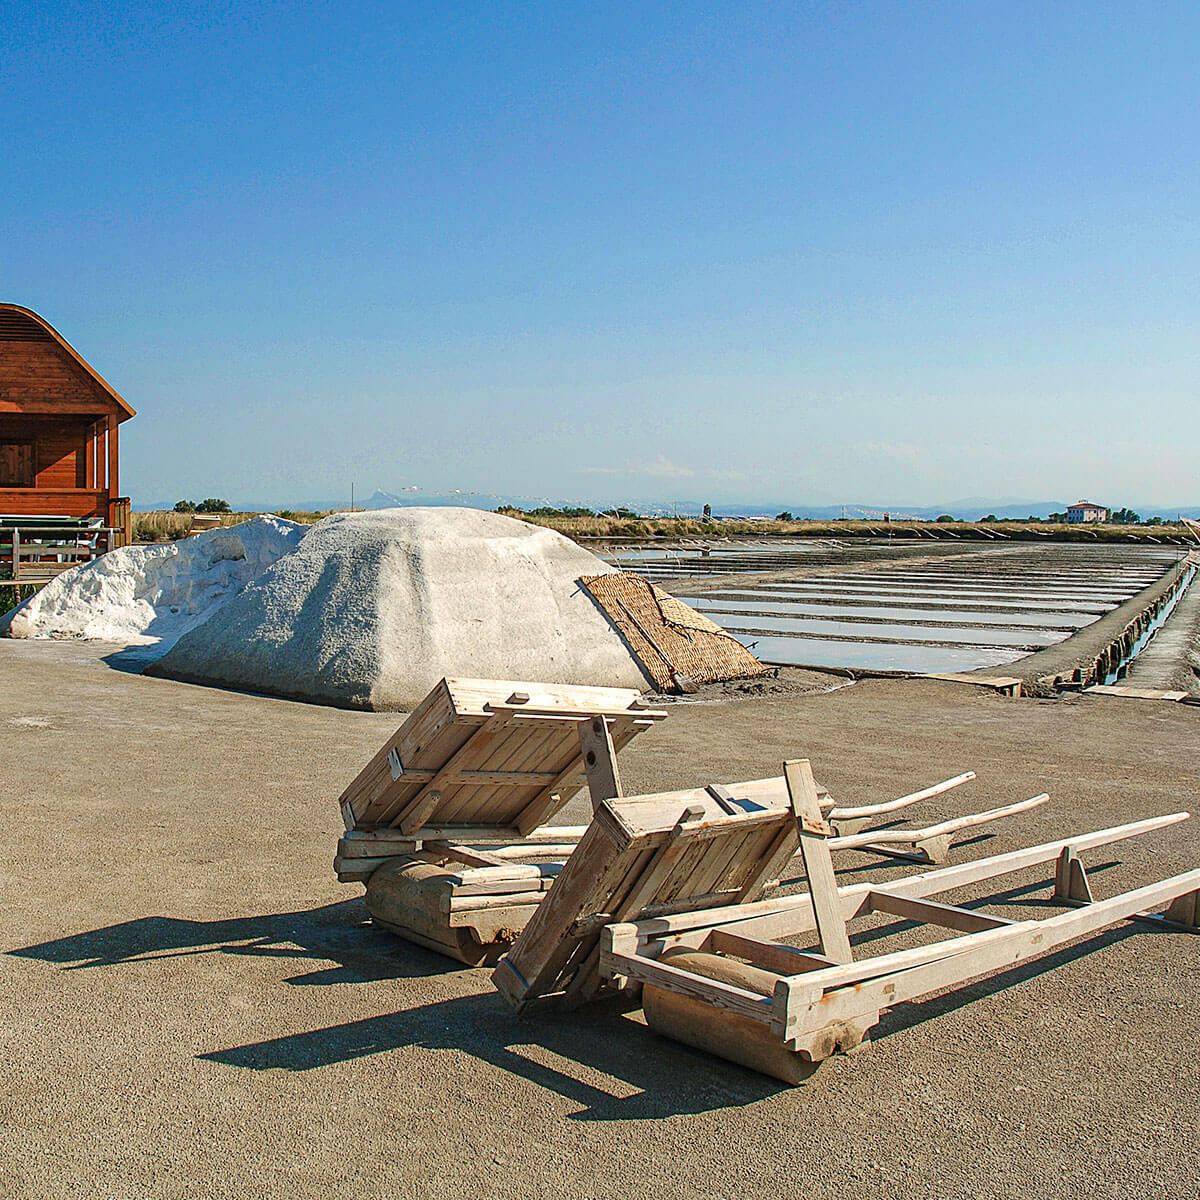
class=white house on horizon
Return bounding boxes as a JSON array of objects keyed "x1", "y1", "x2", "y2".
[{"x1": 1066, "y1": 500, "x2": 1109, "y2": 524}]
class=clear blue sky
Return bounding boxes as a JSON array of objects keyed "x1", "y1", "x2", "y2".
[{"x1": 3, "y1": 2, "x2": 1197, "y2": 510}]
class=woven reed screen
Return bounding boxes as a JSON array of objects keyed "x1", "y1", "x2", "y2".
[{"x1": 580, "y1": 572, "x2": 771, "y2": 691}]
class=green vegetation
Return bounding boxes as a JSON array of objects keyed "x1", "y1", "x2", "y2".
[
  {"x1": 174, "y1": 497, "x2": 232, "y2": 514},
  {"x1": 500, "y1": 509, "x2": 1196, "y2": 544},
  {"x1": 1109, "y1": 507, "x2": 1140, "y2": 525},
  {"x1": 0, "y1": 582, "x2": 38, "y2": 611},
  {"x1": 132, "y1": 508, "x2": 327, "y2": 543}
]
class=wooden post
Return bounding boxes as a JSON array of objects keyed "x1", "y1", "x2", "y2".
[
  {"x1": 107, "y1": 413, "x2": 119, "y2": 503},
  {"x1": 578, "y1": 716, "x2": 622, "y2": 811},
  {"x1": 1053, "y1": 847, "x2": 1094, "y2": 906},
  {"x1": 784, "y1": 759, "x2": 853, "y2": 964},
  {"x1": 84, "y1": 422, "x2": 96, "y2": 488},
  {"x1": 1162, "y1": 889, "x2": 1199, "y2": 930}
]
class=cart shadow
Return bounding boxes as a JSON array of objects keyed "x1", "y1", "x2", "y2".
[
  {"x1": 198, "y1": 991, "x2": 786, "y2": 1119},
  {"x1": 7, "y1": 899, "x2": 456, "y2": 984}
]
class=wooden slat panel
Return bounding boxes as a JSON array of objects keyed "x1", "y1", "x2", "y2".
[
  {"x1": 338, "y1": 677, "x2": 664, "y2": 835},
  {"x1": 494, "y1": 786, "x2": 800, "y2": 1010}
]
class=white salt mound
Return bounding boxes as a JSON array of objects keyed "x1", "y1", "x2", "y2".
[
  {"x1": 0, "y1": 516, "x2": 307, "y2": 653},
  {"x1": 151, "y1": 507, "x2": 649, "y2": 709}
]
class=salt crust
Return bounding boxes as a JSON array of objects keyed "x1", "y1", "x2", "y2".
[
  {"x1": 0, "y1": 516, "x2": 306, "y2": 652},
  {"x1": 151, "y1": 507, "x2": 649, "y2": 709}
]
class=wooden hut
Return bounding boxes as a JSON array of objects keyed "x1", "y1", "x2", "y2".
[{"x1": 0, "y1": 304, "x2": 135, "y2": 579}]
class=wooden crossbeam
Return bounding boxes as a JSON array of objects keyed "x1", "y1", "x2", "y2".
[
  {"x1": 868, "y1": 889, "x2": 1016, "y2": 934},
  {"x1": 831, "y1": 794, "x2": 1049, "y2": 861},
  {"x1": 776, "y1": 866, "x2": 1200, "y2": 1051},
  {"x1": 620, "y1": 812, "x2": 1192, "y2": 941},
  {"x1": 376, "y1": 767, "x2": 560, "y2": 787}
]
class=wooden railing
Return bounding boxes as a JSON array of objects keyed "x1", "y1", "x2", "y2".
[
  {"x1": 0, "y1": 523, "x2": 119, "y2": 584},
  {"x1": 0, "y1": 488, "x2": 110, "y2": 519}
]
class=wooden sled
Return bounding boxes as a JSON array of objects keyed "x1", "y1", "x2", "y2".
[
  {"x1": 335, "y1": 677, "x2": 667, "y2": 964},
  {"x1": 337, "y1": 679, "x2": 1048, "y2": 967},
  {"x1": 595, "y1": 770, "x2": 1199, "y2": 1084}
]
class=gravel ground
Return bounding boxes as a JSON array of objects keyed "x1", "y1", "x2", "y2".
[{"x1": 1, "y1": 640, "x2": 1197, "y2": 1200}]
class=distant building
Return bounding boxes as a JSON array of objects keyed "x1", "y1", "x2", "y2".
[{"x1": 1066, "y1": 500, "x2": 1108, "y2": 524}]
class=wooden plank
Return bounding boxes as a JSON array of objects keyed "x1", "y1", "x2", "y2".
[
  {"x1": 611, "y1": 805, "x2": 708, "y2": 919},
  {"x1": 924, "y1": 672, "x2": 1023, "y2": 695},
  {"x1": 337, "y1": 678, "x2": 664, "y2": 841},
  {"x1": 828, "y1": 772, "x2": 976, "y2": 823},
  {"x1": 511, "y1": 718, "x2": 650, "y2": 836},
  {"x1": 734, "y1": 821, "x2": 800, "y2": 902},
  {"x1": 578, "y1": 716, "x2": 623, "y2": 811},
  {"x1": 782, "y1": 867, "x2": 1200, "y2": 1047},
  {"x1": 708, "y1": 928, "x2": 841, "y2": 976},
  {"x1": 784, "y1": 759, "x2": 852, "y2": 964},
  {"x1": 421, "y1": 842, "x2": 510, "y2": 868},
  {"x1": 1084, "y1": 685, "x2": 1191, "y2": 702},
  {"x1": 394, "y1": 711, "x2": 517, "y2": 833},
  {"x1": 832, "y1": 793, "x2": 1049, "y2": 853},
  {"x1": 448, "y1": 891, "x2": 546, "y2": 913},
  {"x1": 494, "y1": 776, "x2": 804, "y2": 1009},
  {"x1": 336, "y1": 837, "x2": 418, "y2": 861},
  {"x1": 600, "y1": 944, "x2": 775, "y2": 1023},
  {"x1": 350, "y1": 767, "x2": 562, "y2": 787},
  {"x1": 492, "y1": 823, "x2": 626, "y2": 1010}
]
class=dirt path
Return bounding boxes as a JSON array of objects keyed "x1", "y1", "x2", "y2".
[{"x1": 1, "y1": 640, "x2": 1197, "y2": 1200}]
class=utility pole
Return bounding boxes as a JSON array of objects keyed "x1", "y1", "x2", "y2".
[{"x1": 351, "y1": 482, "x2": 355, "y2": 513}]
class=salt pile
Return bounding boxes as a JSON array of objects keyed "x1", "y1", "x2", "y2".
[
  {"x1": 151, "y1": 507, "x2": 649, "y2": 708},
  {"x1": 0, "y1": 516, "x2": 306, "y2": 652}
]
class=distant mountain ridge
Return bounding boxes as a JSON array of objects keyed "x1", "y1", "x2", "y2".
[{"x1": 135, "y1": 489, "x2": 1200, "y2": 522}]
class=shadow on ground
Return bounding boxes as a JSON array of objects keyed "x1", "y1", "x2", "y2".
[
  {"x1": 6, "y1": 899, "x2": 448, "y2": 985},
  {"x1": 198, "y1": 991, "x2": 790, "y2": 1120},
  {"x1": 191, "y1": 922, "x2": 1155, "y2": 1120},
  {"x1": 100, "y1": 645, "x2": 167, "y2": 673},
  {"x1": 6, "y1": 878, "x2": 1169, "y2": 1121}
]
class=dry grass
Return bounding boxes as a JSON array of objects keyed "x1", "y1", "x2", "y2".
[
  {"x1": 129, "y1": 508, "x2": 1197, "y2": 547},
  {"x1": 505, "y1": 511, "x2": 1197, "y2": 545},
  {"x1": 132, "y1": 510, "x2": 330, "y2": 543}
]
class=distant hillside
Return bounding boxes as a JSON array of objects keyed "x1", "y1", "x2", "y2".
[{"x1": 136, "y1": 489, "x2": 1200, "y2": 523}]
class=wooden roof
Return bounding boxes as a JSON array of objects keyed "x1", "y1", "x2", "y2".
[{"x1": 0, "y1": 303, "x2": 136, "y2": 422}]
